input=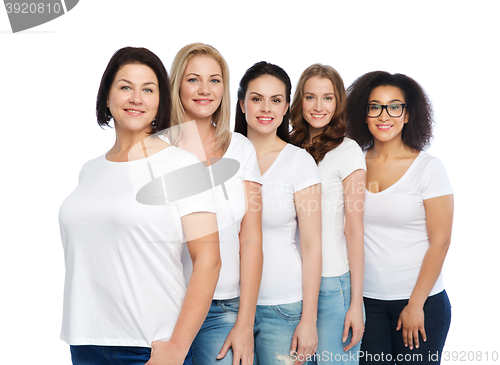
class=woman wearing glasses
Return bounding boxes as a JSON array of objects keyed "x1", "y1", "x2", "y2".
[
  {"x1": 346, "y1": 71, "x2": 453, "y2": 365},
  {"x1": 290, "y1": 64, "x2": 365, "y2": 364}
]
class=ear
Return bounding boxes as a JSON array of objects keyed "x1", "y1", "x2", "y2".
[
  {"x1": 404, "y1": 109, "x2": 409, "y2": 124},
  {"x1": 284, "y1": 103, "x2": 290, "y2": 116},
  {"x1": 239, "y1": 99, "x2": 245, "y2": 113}
]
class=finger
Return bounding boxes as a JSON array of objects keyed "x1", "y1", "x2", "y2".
[
  {"x1": 407, "y1": 330, "x2": 414, "y2": 350},
  {"x1": 414, "y1": 328, "x2": 420, "y2": 349},
  {"x1": 217, "y1": 339, "x2": 231, "y2": 360},
  {"x1": 343, "y1": 339, "x2": 355, "y2": 352},
  {"x1": 421, "y1": 326, "x2": 427, "y2": 343},
  {"x1": 396, "y1": 317, "x2": 402, "y2": 331},
  {"x1": 342, "y1": 323, "x2": 350, "y2": 343},
  {"x1": 402, "y1": 328, "x2": 408, "y2": 347},
  {"x1": 290, "y1": 334, "x2": 298, "y2": 355}
]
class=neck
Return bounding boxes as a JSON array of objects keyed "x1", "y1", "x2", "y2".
[
  {"x1": 370, "y1": 137, "x2": 408, "y2": 159},
  {"x1": 110, "y1": 126, "x2": 151, "y2": 156},
  {"x1": 247, "y1": 128, "x2": 281, "y2": 155},
  {"x1": 183, "y1": 117, "x2": 217, "y2": 159}
]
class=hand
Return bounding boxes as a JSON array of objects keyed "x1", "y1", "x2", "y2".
[
  {"x1": 290, "y1": 320, "x2": 318, "y2": 365},
  {"x1": 396, "y1": 304, "x2": 427, "y2": 350},
  {"x1": 342, "y1": 306, "x2": 364, "y2": 352},
  {"x1": 145, "y1": 340, "x2": 188, "y2": 365},
  {"x1": 217, "y1": 323, "x2": 254, "y2": 365}
]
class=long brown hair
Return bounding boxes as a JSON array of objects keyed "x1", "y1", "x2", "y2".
[{"x1": 290, "y1": 64, "x2": 346, "y2": 163}]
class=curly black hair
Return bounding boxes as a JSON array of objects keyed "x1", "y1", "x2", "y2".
[{"x1": 346, "y1": 71, "x2": 434, "y2": 151}]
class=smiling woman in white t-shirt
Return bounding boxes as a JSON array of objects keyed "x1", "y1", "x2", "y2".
[
  {"x1": 347, "y1": 71, "x2": 453, "y2": 365},
  {"x1": 168, "y1": 43, "x2": 263, "y2": 365},
  {"x1": 290, "y1": 64, "x2": 366, "y2": 364},
  {"x1": 59, "y1": 47, "x2": 221, "y2": 365},
  {"x1": 235, "y1": 61, "x2": 322, "y2": 365}
]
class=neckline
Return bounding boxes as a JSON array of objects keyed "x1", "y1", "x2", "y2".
[
  {"x1": 104, "y1": 145, "x2": 174, "y2": 164},
  {"x1": 366, "y1": 151, "x2": 422, "y2": 195},
  {"x1": 261, "y1": 143, "x2": 289, "y2": 178}
]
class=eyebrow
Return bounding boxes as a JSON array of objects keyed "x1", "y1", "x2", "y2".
[
  {"x1": 304, "y1": 92, "x2": 335, "y2": 96},
  {"x1": 250, "y1": 92, "x2": 284, "y2": 98},
  {"x1": 185, "y1": 73, "x2": 222, "y2": 78},
  {"x1": 369, "y1": 99, "x2": 403, "y2": 104},
  {"x1": 117, "y1": 79, "x2": 158, "y2": 86}
]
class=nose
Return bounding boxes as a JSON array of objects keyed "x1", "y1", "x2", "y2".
[
  {"x1": 314, "y1": 99, "x2": 322, "y2": 111},
  {"x1": 129, "y1": 89, "x2": 143, "y2": 104},
  {"x1": 379, "y1": 106, "x2": 391, "y2": 120},
  {"x1": 261, "y1": 99, "x2": 271, "y2": 112},
  {"x1": 198, "y1": 80, "x2": 210, "y2": 95}
]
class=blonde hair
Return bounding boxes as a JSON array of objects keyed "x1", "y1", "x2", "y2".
[{"x1": 169, "y1": 42, "x2": 231, "y2": 154}]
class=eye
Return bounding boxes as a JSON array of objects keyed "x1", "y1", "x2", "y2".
[
  {"x1": 389, "y1": 104, "x2": 402, "y2": 110},
  {"x1": 143, "y1": 88, "x2": 154, "y2": 93},
  {"x1": 210, "y1": 78, "x2": 221, "y2": 83},
  {"x1": 252, "y1": 97, "x2": 261, "y2": 102},
  {"x1": 305, "y1": 95, "x2": 314, "y2": 100},
  {"x1": 120, "y1": 85, "x2": 131, "y2": 90},
  {"x1": 324, "y1": 96, "x2": 334, "y2": 101},
  {"x1": 369, "y1": 104, "x2": 381, "y2": 111},
  {"x1": 187, "y1": 77, "x2": 198, "y2": 83},
  {"x1": 272, "y1": 98, "x2": 282, "y2": 103}
]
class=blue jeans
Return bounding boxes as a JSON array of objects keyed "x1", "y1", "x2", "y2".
[
  {"x1": 71, "y1": 345, "x2": 194, "y2": 365},
  {"x1": 254, "y1": 301, "x2": 303, "y2": 364},
  {"x1": 190, "y1": 298, "x2": 239, "y2": 365},
  {"x1": 308, "y1": 271, "x2": 362, "y2": 364},
  {"x1": 360, "y1": 290, "x2": 451, "y2": 365},
  {"x1": 70, "y1": 345, "x2": 151, "y2": 365}
]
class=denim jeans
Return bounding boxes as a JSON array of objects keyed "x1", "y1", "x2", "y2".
[
  {"x1": 71, "y1": 345, "x2": 195, "y2": 365},
  {"x1": 254, "y1": 301, "x2": 303, "y2": 364},
  {"x1": 190, "y1": 297, "x2": 239, "y2": 365},
  {"x1": 70, "y1": 345, "x2": 151, "y2": 365},
  {"x1": 307, "y1": 271, "x2": 362, "y2": 364},
  {"x1": 360, "y1": 290, "x2": 451, "y2": 365}
]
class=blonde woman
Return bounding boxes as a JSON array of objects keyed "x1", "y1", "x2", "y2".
[
  {"x1": 168, "y1": 43, "x2": 263, "y2": 365},
  {"x1": 290, "y1": 64, "x2": 365, "y2": 364}
]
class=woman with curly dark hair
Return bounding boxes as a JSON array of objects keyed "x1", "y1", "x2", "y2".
[
  {"x1": 290, "y1": 64, "x2": 366, "y2": 364},
  {"x1": 346, "y1": 71, "x2": 453, "y2": 365}
]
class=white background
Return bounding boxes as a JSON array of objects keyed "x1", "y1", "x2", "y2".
[{"x1": 1, "y1": 1, "x2": 498, "y2": 364}]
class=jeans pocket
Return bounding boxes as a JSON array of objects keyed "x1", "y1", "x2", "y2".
[
  {"x1": 272, "y1": 301, "x2": 302, "y2": 322},
  {"x1": 220, "y1": 298, "x2": 240, "y2": 314}
]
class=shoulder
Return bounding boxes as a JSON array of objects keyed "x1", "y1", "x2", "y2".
[{"x1": 415, "y1": 151, "x2": 447, "y2": 172}]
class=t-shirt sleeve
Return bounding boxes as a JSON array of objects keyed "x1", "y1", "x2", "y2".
[
  {"x1": 241, "y1": 135, "x2": 262, "y2": 185},
  {"x1": 174, "y1": 153, "x2": 217, "y2": 217},
  {"x1": 293, "y1": 148, "x2": 322, "y2": 193},
  {"x1": 421, "y1": 156, "x2": 453, "y2": 200},
  {"x1": 338, "y1": 139, "x2": 366, "y2": 180}
]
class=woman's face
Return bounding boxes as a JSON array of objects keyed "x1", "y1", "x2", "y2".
[
  {"x1": 240, "y1": 75, "x2": 289, "y2": 136},
  {"x1": 366, "y1": 85, "x2": 408, "y2": 144},
  {"x1": 302, "y1": 76, "x2": 337, "y2": 132},
  {"x1": 107, "y1": 63, "x2": 159, "y2": 134},
  {"x1": 180, "y1": 55, "x2": 224, "y2": 123}
]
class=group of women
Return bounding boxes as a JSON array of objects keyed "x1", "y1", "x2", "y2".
[{"x1": 59, "y1": 43, "x2": 453, "y2": 365}]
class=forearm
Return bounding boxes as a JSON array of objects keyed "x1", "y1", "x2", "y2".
[
  {"x1": 345, "y1": 228, "x2": 364, "y2": 308},
  {"x1": 300, "y1": 244, "x2": 322, "y2": 323},
  {"x1": 408, "y1": 240, "x2": 450, "y2": 308},
  {"x1": 167, "y1": 254, "x2": 221, "y2": 353},
  {"x1": 236, "y1": 235, "x2": 263, "y2": 328}
]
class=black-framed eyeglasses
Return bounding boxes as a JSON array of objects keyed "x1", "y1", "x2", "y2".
[{"x1": 366, "y1": 103, "x2": 407, "y2": 118}]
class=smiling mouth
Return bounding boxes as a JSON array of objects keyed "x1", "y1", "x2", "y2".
[
  {"x1": 257, "y1": 117, "x2": 273, "y2": 124},
  {"x1": 194, "y1": 99, "x2": 212, "y2": 104},
  {"x1": 311, "y1": 114, "x2": 326, "y2": 119},
  {"x1": 125, "y1": 109, "x2": 145, "y2": 114},
  {"x1": 377, "y1": 124, "x2": 392, "y2": 130}
]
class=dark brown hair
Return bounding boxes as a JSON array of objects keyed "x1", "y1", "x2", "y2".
[
  {"x1": 290, "y1": 64, "x2": 346, "y2": 163},
  {"x1": 96, "y1": 47, "x2": 171, "y2": 134},
  {"x1": 234, "y1": 61, "x2": 291, "y2": 143},
  {"x1": 346, "y1": 71, "x2": 433, "y2": 151}
]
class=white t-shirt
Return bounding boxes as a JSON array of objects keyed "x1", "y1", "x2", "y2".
[
  {"x1": 318, "y1": 138, "x2": 366, "y2": 277},
  {"x1": 181, "y1": 132, "x2": 262, "y2": 299},
  {"x1": 363, "y1": 152, "x2": 453, "y2": 300},
  {"x1": 258, "y1": 144, "x2": 321, "y2": 305},
  {"x1": 59, "y1": 146, "x2": 215, "y2": 347}
]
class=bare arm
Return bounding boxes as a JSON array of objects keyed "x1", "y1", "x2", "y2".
[
  {"x1": 147, "y1": 212, "x2": 221, "y2": 365},
  {"x1": 342, "y1": 169, "x2": 366, "y2": 351},
  {"x1": 291, "y1": 183, "x2": 322, "y2": 365},
  {"x1": 396, "y1": 194, "x2": 454, "y2": 350},
  {"x1": 218, "y1": 181, "x2": 263, "y2": 365}
]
